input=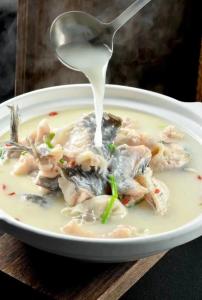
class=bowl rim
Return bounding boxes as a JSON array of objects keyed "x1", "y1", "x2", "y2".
[
  {"x1": 3, "y1": 209, "x2": 201, "y2": 244},
  {"x1": 1, "y1": 83, "x2": 188, "y2": 105},
  {"x1": 1, "y1": 83, "x2": 202, "y2": 244}
]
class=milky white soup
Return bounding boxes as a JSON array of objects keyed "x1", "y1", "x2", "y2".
[{"x1": 0, "y1": 107, "x2": 202, "y2": 238}]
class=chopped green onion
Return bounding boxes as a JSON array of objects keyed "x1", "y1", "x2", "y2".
[
  {"x1": 59, "y1": 158, "x2": 65, "y2": 164},
  {"x1": 0, "y1": 147, "x2": 3, "y2": 157},
  {"x1": 45, "y1": 132, "x2": 55, "y2": 149},
  {"x1": 101, "y1": 175, "x2": 119, "y2": 224},
  {"x1": 109, "y1": 175, "x2": 118, "y2": 198},
  {"x1": 0, "y1": 146, "x2": 5, "y2": 160},
  {"x1": 108, "y1": 143, "x2": 116, "y2": 154},
  {"x1": 21, "y1": 150, "x2": 27, "y2": 156},
  {"x1": 158, "y1": 123, "x2": 167, "y2": 129}
]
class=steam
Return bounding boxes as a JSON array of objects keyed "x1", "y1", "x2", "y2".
[
  {"x1": 48, "y1": 0, "x2": 186, "y2": 93},
  {"x1": 0, "y1": 0, "x2": 186, "y2": 98},
  {"x1": 0, "y1": 0, "x2": 17, "y2": 12},
  {"x1": 103, "y1": 0, "x2": 186, "y2": 91}
]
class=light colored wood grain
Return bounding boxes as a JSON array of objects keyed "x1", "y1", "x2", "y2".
[{"x1": 0, "y1": 234, "x2": 165, "y2": 300}]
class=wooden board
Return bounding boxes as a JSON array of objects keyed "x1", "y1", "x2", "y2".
[{"x1": 0, "y1": 234, "x2": 165, "y2": 299}]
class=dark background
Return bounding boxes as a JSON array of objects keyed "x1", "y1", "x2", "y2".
[
  {"x1": 0, "y1": 1, "x2": 202, "y2": 299},
  {"x1": 1, "y1": 0, "x2": 202, "y2": 102}
]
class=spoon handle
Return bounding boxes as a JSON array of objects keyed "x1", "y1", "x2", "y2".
[{"x1": 109, "y1": 0, "x2": 152, "y2": 33}]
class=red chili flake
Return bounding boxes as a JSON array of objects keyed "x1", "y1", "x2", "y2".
[
  {"x1": 8, "y1": 192, "x2": 16, "y2": 196},
  {"x1": 49, "y1": 111, "x2": 58, "y2": 117},
  {"x1": 2, "y1": 184, "x2": 6, "y2": 190},
  {"x1": 121, "y1": 198, "x2": 130, "y2": 206},
  {"x1": 68, "y1": 160, "x2": 76, "y2": 168},
  {"x1": 5, "y1": 143, "x2": 12, "y2": 147},
  {"x1": 154, "y1": 188, "x2": 160, "y2": 194},
  {"x1": 197, "y1": 175, "x2": 202, "y2": 180}
]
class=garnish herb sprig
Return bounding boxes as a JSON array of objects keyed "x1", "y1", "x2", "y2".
[
  {"x1": 101, "y1": 175, "x2": 118, "y2": 224},
  {"x1": 45, "y1": 132, "x2": 55, "y2": 149},
  {"x1": 0, "y1": 146, "x2": 5, "y2": 160},
  {"x1": 108, "y1": 143, "x2": 117, "y2": 154}
]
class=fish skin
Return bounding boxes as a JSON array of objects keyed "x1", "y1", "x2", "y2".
[
  {"x1": 81, "y1": 112, "x2": 122, "y2": 159},
  {"x1": 61, "y1": 166, "x2": 108, "y2": 196},
  {"x1": 0, "y1": 141, "x2": 33, "y2": 160},
  {"x1": 8, "y1": 105, "x2": 19, "y2": 143},
  {"x1": 5, "y1": 141, "x2": 33, "y2": 154},
  {"x1": 81, "y1": 112, "x2": 122, "y2": 144},
  {"x1": 35, "y1": 175, "x2": 60, "y2": 191},
  {"x1": 21, "y1": 193, "x2": 52, "y2": 208},
  {"x1": 109, "y1": 145, "x2": 151, "y2": 195}
]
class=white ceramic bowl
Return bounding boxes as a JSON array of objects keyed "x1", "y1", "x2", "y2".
[{"x1": 0, "y1": 84, "x2": 202, "y2": 262}]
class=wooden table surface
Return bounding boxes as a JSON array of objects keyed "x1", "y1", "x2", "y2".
[
  {"x1": 0, "y1": 0, "x2": 201, "y2": 299},
  {"x1": 0, "y1": 233, "x2": 166, "y2": 299}
]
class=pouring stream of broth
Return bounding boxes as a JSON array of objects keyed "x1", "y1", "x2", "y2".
[
  {"x1": 51, "y1": 0, "x2": 152, "y2": 147},
  {"x1": 57, "y1": 43, "x2": 112, "y2": 147}
]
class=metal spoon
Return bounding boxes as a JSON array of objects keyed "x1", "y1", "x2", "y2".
[{"x1": 50, "y1": 0, "x2": 152, "y2": 70}]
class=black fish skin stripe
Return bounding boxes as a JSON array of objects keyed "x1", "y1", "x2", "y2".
[
  {"x1": 62, "y1": 166, "x2": 108, "y2": 196},
  {"x1": 82, "y1": 112, "x2": 121, "y2": 143},
  {"x1": 35, "y1": 176, "x2": 60, "y2": 191},
  {"x1": 21, "y1": 193, "x2": 52, "y2": 208}
]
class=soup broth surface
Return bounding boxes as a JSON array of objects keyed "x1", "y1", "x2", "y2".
[{"x1": 0, "y1": 107, "x2": 202, "y2": 236}]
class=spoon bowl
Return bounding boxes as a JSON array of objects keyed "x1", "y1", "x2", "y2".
[
  {"x1": 50, "y1": 11, "x2": 112, "y2": 70},
  {"x1": 50, "y1": 0, "x2": 152, "y2": 70}
]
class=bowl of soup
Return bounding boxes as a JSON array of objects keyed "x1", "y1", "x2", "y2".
[{"x1": 0, "y1": 84, "x2": 201, "y2": 262}]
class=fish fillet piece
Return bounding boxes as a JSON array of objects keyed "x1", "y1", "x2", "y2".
[
  {"x1": 110, "y1": 144, "x2": 152, "y2": 195},
  {"x1": 75, "y1": 150, "x2": 108, "y2": 171},
  {"x1": 61, "y1": 220, "x2": 96, "y2": 237},
  {"x1": 107, "y1": 225, "x2": 137, "y2": 238},
  {"x1": 161, "y1": 125, "x2": 184, "y2": 143},
  {"x1": 58, "y1": 176, "x2": 93, "y2": 206},
  {"x1": 151, "y1": 143, "x2": 190, "y2": 171},
  {"x1": 115, "y1": 124, "x2": 156, "y2": 149},
  {"x1": 62, "y1": 195, "x2": 127, "y2": 220},
  {"x1": 13, "y1": 153, "x2": 38, "y2": 175},
  {"x1": 35, "y1": 119, "x2": 50, "y2": 144},
  {"x1": 137, "y1": 168, "x2": 169, "y2": 215},
  {"x1": 121, "y1": 180, "x2": 148, "y2": 207},
  {"x1": 64, "y1": 112, "x2": 121, "y2": 160},
  {"x1": 61, "y1": 166, "x2": 107, "y2": 200},
  {"x1": 61, "y1": 220, "x2": 137, "y2": 238}
]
